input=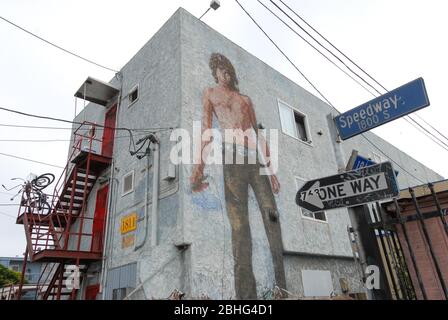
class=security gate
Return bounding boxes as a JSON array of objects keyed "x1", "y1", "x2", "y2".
[{"x1": 367, "y1": 181, "x2": 448, "y2": 300}]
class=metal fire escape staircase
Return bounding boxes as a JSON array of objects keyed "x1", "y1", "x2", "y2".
[{"x1": 16, "y1": 122, "x2": 112, "y2": 300}]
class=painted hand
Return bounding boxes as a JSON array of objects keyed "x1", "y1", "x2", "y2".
[
  {"x1": 190, "y1": 167, "x2": 209, "y2": 193},
  {"x1": 270, "y1": 175, "x2": 280, "y2": 194}
]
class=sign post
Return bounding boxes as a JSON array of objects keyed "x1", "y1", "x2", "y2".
[
  {"x1": 334, "y1": 78, "x2": 430, "y2": 140},
  {"x1": 296, "y1": 162, "x2": 399, "y2": 213}
]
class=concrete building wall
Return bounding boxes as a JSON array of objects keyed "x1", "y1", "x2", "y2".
[
  {"x1": 66, "y1": 8, "x2": 444, "y2": 299},
  {"x1": 176, "y1": 8, "x2": 443, "y2": 298}
]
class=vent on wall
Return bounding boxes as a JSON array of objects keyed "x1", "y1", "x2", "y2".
[{"x1": 122, "y1": 171, "x2": 134, "y2": 196}]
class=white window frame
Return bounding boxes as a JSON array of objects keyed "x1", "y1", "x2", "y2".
[
  {"x1": 128, "y1": 84, "x2": 139, "y2": 107},
  {"x1": 277, "y1": 99, "x2": 313, "y2": 147},
  {"x1": 122, "y1": 170, "x2": 134, "y2": 196},
  {"x1": 295, "y1": 176, "x2": 328, "y2": 223}
]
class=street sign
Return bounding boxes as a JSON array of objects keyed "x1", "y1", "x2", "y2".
[
  {"x1": 296, "y1": 162, "x2": 399, "y2": 213},
  {"x1": 346, "y1": 150, "x2": 400, "y2": 176},
  {"x1": 334, "y1": 78, "x2": 430, "y2": 140}
]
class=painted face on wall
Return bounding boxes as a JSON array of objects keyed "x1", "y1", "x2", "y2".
[{"x1": 216, "y1": 67, "x2": 232, "y2": 87}]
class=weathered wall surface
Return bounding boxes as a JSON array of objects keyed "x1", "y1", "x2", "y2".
[
  {"x1": 177, "y1": 8, "x2": 442, "y2": 299},
  {"x1": 69, "y1": 8, "x2": 444, "y2": 299}
]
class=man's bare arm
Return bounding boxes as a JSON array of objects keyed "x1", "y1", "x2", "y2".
[
  {"x1": 245, "y1": 96, "x2": 280, "y2": 194},
  {"x1": 198, "y1": 88, "x2": 214, "y2": 170},
  {"x1": 191, "y1": 88, "x2": 214, "y2": 192},
  {"x1": 245, "y1": 96, "x2": 270, "y2": 161}
]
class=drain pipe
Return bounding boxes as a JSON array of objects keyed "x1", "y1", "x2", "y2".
[
  {"x1": 135, "y1": 136, "x2": 160, "y2": 250},
  {"x1": 135, "y1": 145, "x2": 151, "y2": 251},
  {"x1": 151, "y1": 140, "x2": 160, "y2": 246}
]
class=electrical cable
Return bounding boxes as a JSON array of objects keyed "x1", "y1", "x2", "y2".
[
  {"x1": 235, "y1": 0, "x2": 426, "y2": 184},
  {"x1": 255, "y1": 0, "x2": 378, "y2": 97},
  {"x1": 275, "y1": 0, "x2": 448, "y2": 145},
  {"x1": 260, "y1": 0, "x2": 448, "y2": 152},
  {"x1": 265, "y1": 0, "x2": 383, "y2": 96},
  {"x1": 0, "y1": 151, "x2": 64, "y2": 169},
  {"x1": 0, "y1": 211, "x2": 16, "y2": 219},
  {"x1": 234, "y1": 0, "x2": 334, "y2": 108},
  {"x1": 0, "y1": 105, "x2": 176, "y2": 156},
  {"x1": 0, "y1": 15, "x2": 119, "y2": 73},
  {"x1": 0, "y1": 124, "x2": 72, "y2": 130}
]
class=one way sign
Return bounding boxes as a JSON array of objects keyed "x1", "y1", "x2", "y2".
[{"x1": 296, "y1": 162, "x2": 399, "y2": 213}]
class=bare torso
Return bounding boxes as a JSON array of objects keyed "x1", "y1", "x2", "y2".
[{"x1": 205, "y1": 86, "x2": 258, "y2": 149}]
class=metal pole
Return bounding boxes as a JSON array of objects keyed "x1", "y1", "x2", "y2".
[
  {"x1": 151, "y1": 141, "x2": 160, "y2": 246},
  {"x1": 428, "y1": 183, "x2": 448, "y2": 238},
  {"x1": 372, "y1": 207, "x2": 400, "y2": 299},
  {"x1": 375, "y1": 203, "x2": 409, "y2": 300},
  {"x1": 409, "y1": 188, "x2": 448, "y2": 299},
  {"x1": 390, "y1": 230, "x2": 416, "y2": 300},
  {"x1": 394, "y1": 198, "x2": 428, "y2": 299},
  {"x1": 16, "y1": 247, "x2": 28, "y2": 300}
]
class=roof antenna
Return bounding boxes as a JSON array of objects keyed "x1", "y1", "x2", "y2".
[{"x1": 199, "y1": 0, "x2": 221, "y2": 20}]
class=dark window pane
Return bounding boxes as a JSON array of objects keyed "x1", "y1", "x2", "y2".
[
  {"x1": 294, "y1": 112, "x2": 308, "y2": 141},
  {"x1": 314, "y1": 211, "x2": 327, "y2": 221}
]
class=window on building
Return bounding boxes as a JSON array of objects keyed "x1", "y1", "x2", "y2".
[
  {"x1": 128, "y1": 85, "x2": 139, "y2": 106},
  {"x1": 295, "y1": 177, "x2": 327, "y2": 222},
  {"x1": 122, "y1": 171, "x2": 134, "y2": 196},
  {"x1": 278, "y1": 100, "x2": 310, "y2": 143},
  {"x1": 11, "y1": 265, "x2": 19, "y2": 272}
]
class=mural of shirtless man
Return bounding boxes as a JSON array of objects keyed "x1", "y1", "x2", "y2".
[{"x1": 190, "y1": 53, "x2": 287, "y2": 299}]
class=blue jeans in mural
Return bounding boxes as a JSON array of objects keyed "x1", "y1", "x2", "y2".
[{"x1": 222, "y1": 143, "x2": 286, "y2": 299}]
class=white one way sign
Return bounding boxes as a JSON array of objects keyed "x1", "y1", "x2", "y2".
[{"x1": 296, "y1": 162, "x2": 399, "y2": 213}]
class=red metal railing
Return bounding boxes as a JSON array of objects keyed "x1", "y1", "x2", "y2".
[{"x1": 18, "y1": 122, "x2": 105, "y2": 260}]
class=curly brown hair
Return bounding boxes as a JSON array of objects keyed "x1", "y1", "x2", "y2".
[{"x1": 209, "y1": 53, "x2": 239, "y2": 92}]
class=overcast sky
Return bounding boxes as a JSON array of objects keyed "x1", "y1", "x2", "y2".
[{"x1": 1, "y1": 0, "x2": 447, "y2": 257}]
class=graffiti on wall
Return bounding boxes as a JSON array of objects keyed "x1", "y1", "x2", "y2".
[{"x1": 189, "y1": 53, "x2": 286, "y2": 299}]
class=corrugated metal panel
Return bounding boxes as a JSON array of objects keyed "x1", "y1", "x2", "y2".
[
  {"x1": 129, "y1": 263, "x2": 137, "y2": 288},
  {"x1": 105, "y1": 263, "x2": 137, "y2": 300},
  {"x1": 119, "y1": 263, "x2": 137, "y2": 289}
]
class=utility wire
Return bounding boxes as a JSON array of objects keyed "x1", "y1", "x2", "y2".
[
  {"x1": 234, "y1": 0, "x2": 334, "y2": 108},
  {"x1": 267, "y1": 0, "x2": 448, "y2": 151},
  {"x1": 0, "y1": 107, "x2": 175, "y2": 133},
  {"x1": 267, "y1": 0, "x2": 383, "y2": 96},
  {"x1": 0, "y1": 139, "x2": 70, "y2": 143},
  {"x1": 277, "y1": 0, "x2": 386, "y2": 93},
  {"x1": 236, "y1": 0, "x2": 426, "y2": 184},
  {"x1": 0, "y1": 105, "x2": 176, "y2": 159},
  {"x1": 406, "y1": 117, "x2": 448, "y2": 150},
  {"x1": 276, "y1": 0, "x2": 448, "y2": 145},
  {"x1": 0, "y1": 211, "x2": 16, "y2": 219},
  {"x1": 0, "y1": 124, "x2": 72, "y2": 130},
  {"x1": 0, "y1": 132, "x2": 159, "y2": 143},
  {"x1": 402, "y1": 118, "x2": 448, "y2": 153},
  {"x1": 255, "y1": 0, "x2": 378, "y2": 97},
  {"x1": 413, "y1": 113, "x2": 448, "y2": 143},
  {"x1": 259, "y1": 0, "x2": 447, "y2": 175},
  {"x1": 0, "y1": 15, "x2": 119, "y2": 73},
  {"x1": 0, "y1": 151, "x2": 64, "y2": 169}
]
